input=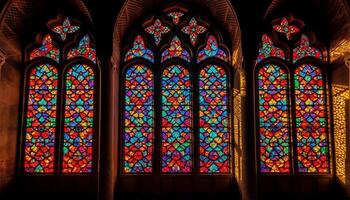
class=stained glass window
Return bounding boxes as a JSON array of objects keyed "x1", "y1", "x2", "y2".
[
  {"x1": 124, "y1": 65, "x2": 154, "y2": 173},
  {"x1": 257, "y1": 34, "x2": 286, "y2": 63},
  {"x1": 258, "y1": 64, "x2": 291, "y2": 173},
  {"x1": 294, "y1": 64, "x2": 329, "y2": 173},
  {"x1": 24, "y1": 64, "x2": 58, "y2": 173},
  {"x1": 199, "y1": 65, "x2": 230, "y2": 173},
  {"x1": 122, "y1": 6, "x2": 231, "y2": 175},
  {"x1": 197, "y1": 35, "x2": 228, "y2": 63},
  {"x1": 23, "y1": 16, "x2": 97, "y2": 175},
  {"x1": 62, "y1": 64, "x2": 95, "y2": 173},
  {"x1": 293, "y1": 34, "x2": 322, "y2": 63},
  {"x1": 125, "y1": 35, "x2": 154, "y2": 63},
  {"x1": 161, "y1": 36, "x2": 191, "y2": 63},
  {"x1": 30, "y1": 35, "x2": 60, "y2": 63},
  {"x1": 161, "y1": 65, "x2": 192, "y2": 173},
  {"x1": 257, "y1": 16, "x2": 330, "y2": 174},
  {"x1": 67, "y1": 35, "x2": 96, "y2": 64}
]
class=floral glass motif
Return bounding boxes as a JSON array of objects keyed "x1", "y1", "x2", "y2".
[
  {"x1": 24, "y1": 64, "x2": 58, "y2": 173},
  {"x1": 258, "y1": 64, "x2": 291, "y2": 173},
  {"x1": 257, "y1": 34, "x2": 286, "y2": 63},
  {"x1": 294, "y1": 64, "x2": 329, "y2": 173},
  {"x1": 124, "y1": 35, "x2": 154, "y2": 63},
  {"x1": 273, "y1": 17, "x2": 300, "y2": 40},
  {"x1": 145, "y1": 19, "x2": 170, "y2": 46},
  {"x1": 62, "y1": 64, "x2": 95, "y2": 173},
  {"x1": 293, "y1": 34, "x2": 322, "y2": 63},
  {"x1": 168, "y1": 12, "x2": 184, "y2": 25},
  {"x1": 199, "y1": 65, "x2": 230, "y2": 173},
  {"x1": 162, "y1": 65, "x2": 192, "y2": 173},
  {"x1": 67, "y1": 35, "x2": 96, "y2": 64},
  {"x1": 197, "y1": 35, "x2": 228, "y2": 63},
  {"x1": 51, "y1": 17, "x2": 80, "y2": 41},
  {"x1": 124, "y1": 65, "x2": 154, "y2": 173},
  {"x1": 181, "y1": 18, "x2": 207, "y2": 46},
  {"x1": 161, "y1": 36, "x2": 191, "y2": 63},
  {"x1": 30, "y1": 35, "x2": 60, "y2": 63}
]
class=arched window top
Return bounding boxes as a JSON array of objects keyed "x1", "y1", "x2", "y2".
[
  {"x1": 30, "y1": 35, "x2": 60, "y2": 63},
  {"x1": 124, "y1": 35, "x2": 154, "y2": 63},
  {"x1": 257, "y1": 16, "x2": 325, "y2": 65},
  {"x1": 293, "y1": 34, "x2": 323, "y2": 63},
  {"x1": 67, "y1": 35, "x2": 96, "y2": 64},
  {"x1": 161, "y1": 36, "x2": 191, "y2": 63},
  {"x1": 257, "y1": 34, "x2": 286, "y2": 63},
  {"x1": 197, "y1": 35, "x2": 229, "y2": 63},
  {"x1": 51, "y1": 17, "x2": 80, "y2": 41}
]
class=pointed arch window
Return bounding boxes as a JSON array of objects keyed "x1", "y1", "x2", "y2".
[
  {"x1": 22, "y1": 16, "x2": 98, "y2": 174},
  {"x1": 256, "y1": 16, "x2": 330, "y2": 174},
  {"x1": 121, "y1": 6, "x2": 232, "y2": 174}
]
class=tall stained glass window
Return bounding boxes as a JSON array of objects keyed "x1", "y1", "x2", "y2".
[
  {"x1": 24, "y1": 64, "x2": 58, "y2": 173},
  {"x1": 22, "y1": 16, "x2": 98, "y2": 174},
  {"x1": 123, "y1": 65, "x2": 154, "y2": 173},
  {"x1": 161, "y1": 65, "x2": 192, "y2": 173},
  {"x1": 257, "y1": 64, "x2": 291, "y2": 173},
  {"x1": 256, "y1": 16, "x2": 330, "y2": 174},
  {"x1": 199, "y1": 65, "x2": 230, "y2": 173},
  {"x1": 122, "y1": 5, "x2": 231, "y2": 174},
  {"x1": 62, "y1": 64, "x2": 95, "y2": 173}
]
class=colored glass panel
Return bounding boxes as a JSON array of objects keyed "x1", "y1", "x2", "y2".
[
  {"x1": 273, "y1": 17, "x2": 300, "y2": 40},
  {"x1": 293, "y1": 35, "x2": 322, "y2": 63},
  {"x1": 124, "y1": 65, "x2": 154, "y2": 173},
  {"x1": 161, "y1": 65, "x2": 192, "y2": 173},
  {"x1": 181, "y1": 18, "x2": 207, "y2": 46},
  {"x1": 62, "y1": 64, "x2": 95, "y2": 173},
  {"x1": 257, "y1": 34, "x2": 286, "y2": 63},
  {"x1": 30, "y1": 35, "x2": 60, "y2": 63},
  {"x1": 197, "y1": 35, "x2": 228, "y2": 63},
  {"x1": 145, "y1": 19, "x2": 170, "y2": 46},
  {"x1": 258, "y1": 64, "x2": 291, "y2": 173},
  {"x1": 51, "y1": 17, "x2": 80, "y2": 41},
  {"x1": 161, "y1": 36, "x2": 191, "y2": 63},
  {"x1": 67, "y1": 35, "x2": 96, "y2": 64},
  {"x1": 168, "y1": 12, "x2": 184, "y2": 25},
  {"x1": 294, "y1": 64, "x2": 329, "y2": 173},
  {"x1": 199, "y1": 65, "x2": 230, "y2": 173},
  {"x1": 124, "y1": 35, "x2": 154, "y2": 63},
  {"x1": 24, "y1": 64, "x2": 58, "y2": 173}
]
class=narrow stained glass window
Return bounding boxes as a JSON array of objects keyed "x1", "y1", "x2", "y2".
[
  {"x1": 161, "y1": 65, "x2": 192, "y2": 173},
  {"x1": 24, "y1": 64, "x2": 58, "y2": 173},
  {"x1": 67, "y1": 35, "x2": 96, "y2": 64},
  {"x1": 124, "y1": 65, "x2": 154, "y2": 173},
  {"x1": 62, "y1": 64, "x2": 95, "y2": 173},
  {"x1": 199, "y1": 65, "x2": 230, "y2": 173},
  {"x1": 258, "y1": 64, "x2": 291, "y2": 173},
  {"x1": 294, "y1": 64, "x2": 329, "y2": 173}
]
